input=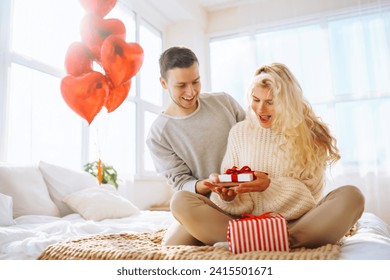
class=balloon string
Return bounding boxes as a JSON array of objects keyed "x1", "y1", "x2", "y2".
[
  {"x1": 94, "y1": 118, "x2": 103, "y2": 185},
  {"x1": 95, "y1": 121, "x2": 102, "y2": 159},
  {"x1": 97, "y1": 158, "x2": 103, "y2": 185}
]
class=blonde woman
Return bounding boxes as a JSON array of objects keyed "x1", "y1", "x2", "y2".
[{"x1": 165, "y1": 63, "x2": 364, "y2": 249}]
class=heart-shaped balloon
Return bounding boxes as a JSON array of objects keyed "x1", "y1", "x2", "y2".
[
  {"x1": 101, "y1": 35, "x2": 144, "y2": 87},
  {"x1": 61, "y1": 71, "x2": 109, "y2": 124},
  {"x1": 105, "y1": 79, "x2": 131, "y2": 113},
  {"x1": 80, "y1": 14, "x2": 126, "y2": 61},
  {"x1": 64, "y1": 42, "x2": 94, "y2": 76},
  {"x1": 79, "y1": 0, "x2": 117, "y2": 17}
]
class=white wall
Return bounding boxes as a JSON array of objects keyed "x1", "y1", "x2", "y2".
[
  {"x1": 165, "y1": 21, "x2": 210, "y2": 91},
  {"x1": 206, "y1": 0, "x2": 386, "y2": 35},
  {"x1": 161, "y1": 0, "x2": 210, "y2": 90},
  {"x1": 118, "y1": 179, "x2": 173, "y2": 210}
]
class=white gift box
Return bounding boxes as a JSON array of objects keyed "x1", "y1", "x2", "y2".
[{"x1": 219, "y1": 173, "x2": 254, "y2": 183}]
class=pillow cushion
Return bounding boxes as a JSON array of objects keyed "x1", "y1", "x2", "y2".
[
  {"x1": 39, "y1": 161, "x2": 99, "y2": 216},
  {"x1": 0, "y1": 193, "x2": 15, "y2": 226},
  {"x1": 0, "y1": 165, "x2": 60, "y2": 218},
  {"x1": 62, "y1": 186, "x2": 140, "y2": 221}
]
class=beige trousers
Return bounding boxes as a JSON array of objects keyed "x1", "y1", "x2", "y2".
[{"x1": 163, "y1": 185, "x2": 365, "y2": 248}]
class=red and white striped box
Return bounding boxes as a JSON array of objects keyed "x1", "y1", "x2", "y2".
[{"x1": 227, "y1": 212, "x2": 290, "y2": 254}]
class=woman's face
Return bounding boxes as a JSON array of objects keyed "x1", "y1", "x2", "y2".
[{"x1": 251, "y1": 85, "x2": 275, "y2": 129}]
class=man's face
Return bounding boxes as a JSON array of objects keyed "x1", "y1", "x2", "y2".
[{"x1": 160, "y1": 63, "x2": 201, "y2": 116}]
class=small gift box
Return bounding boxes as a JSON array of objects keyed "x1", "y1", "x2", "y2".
[
  {"x1": 219, "y1": 166, "x2": 254, "y2": 183},
  {"x1": 227, "y1": 212, "x2": 290, "y2": 254}
]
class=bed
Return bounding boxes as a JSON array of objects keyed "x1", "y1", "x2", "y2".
[{"x1": 1, "y1": 161, "x2": 390, "y2": 260}]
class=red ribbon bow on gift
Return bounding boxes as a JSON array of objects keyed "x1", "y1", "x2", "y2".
[
  {"x1": 241, "y1": 212, "x2": 283, "y2": 220},
  {"x1": 225, "y1": 166, "x2": 253, "y2": 182},
  {"x1": 225, "y1": 166, "x2": 252, "y2": 174}
]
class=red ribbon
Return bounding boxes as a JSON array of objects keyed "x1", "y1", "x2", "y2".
[
  {"x1": 225, "y1": 166, "x2": 252, "y2": 174},
  {"x1": 241, "y1": 212, "x2": 283, "y2": 220},
  {"x1": 225, "y1": 166, "x2": 253, "y2": 182}
]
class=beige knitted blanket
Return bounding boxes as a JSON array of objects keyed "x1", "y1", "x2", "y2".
[{"x1": 37, "y1": 228, "x2": 340, "y2": 260}]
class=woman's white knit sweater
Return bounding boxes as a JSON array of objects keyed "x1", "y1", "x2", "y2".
[{"x1": 210, "y1": 118, "x2": 324, "y2": 221}]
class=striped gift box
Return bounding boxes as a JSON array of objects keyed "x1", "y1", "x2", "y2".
[{"x1": 227, "y1": 212, "x2": 290, "y2": 254}]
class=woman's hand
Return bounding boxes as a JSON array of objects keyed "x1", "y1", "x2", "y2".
[
  {"x1": 234, "y1": 171, "x2": 270, "y2": 194},
  {"x1": 205, "y1": 173, "x2": 237, "y2": 201}
]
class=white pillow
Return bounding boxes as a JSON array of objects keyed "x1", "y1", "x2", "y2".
[
  {"x1": 62, "y1": 186, "x2": 140, "y2": 221},
  {"x1": 0, "y1": 165, "x2": 60, "y2": 218},
  {"x1": 39, "y1": 161, "x2": 99, "y2": 216},
  {"x1": 0, "y1": 193, "x2": 15, "y2": 226}
]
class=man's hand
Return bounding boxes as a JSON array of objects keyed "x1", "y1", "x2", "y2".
[
  {"x1": 204, "y1": 173, "x2": 237, "y2": 201},
  {"x1": 195, "y1": 179, "x2": 213, "y2": 195}
]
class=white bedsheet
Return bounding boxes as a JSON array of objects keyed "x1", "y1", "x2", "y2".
[
  {"x1": 339, "y1": 212, "x2": 390, "y2": 260},
  {"x1": 0, "y1": 210, "x2": 174, "y2": 260},
  {"x1": 1, "y1": 211, "x2": 389, "y2": 260}
]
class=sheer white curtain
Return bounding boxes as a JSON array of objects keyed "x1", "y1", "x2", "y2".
[{"x1": 209, "y1": 0, "x2": 390, "y2": 224}]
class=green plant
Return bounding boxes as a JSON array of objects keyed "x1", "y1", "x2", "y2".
[{"x1": 83, "y1": 161, "x2": 118, "y2": 189}]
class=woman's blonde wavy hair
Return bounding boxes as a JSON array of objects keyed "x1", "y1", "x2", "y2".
[{"x1": 247, "y1": 62, "x2": 340, "y2": 178}]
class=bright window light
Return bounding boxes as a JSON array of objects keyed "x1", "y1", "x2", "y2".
[
  {"x1": 139, "y1": 21, "x2": 163, "y2": 106},
  {"x1": 11, "y1": 0, "x2": 84, "y2": 69}
]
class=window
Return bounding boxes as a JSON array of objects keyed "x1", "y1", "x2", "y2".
[
  {"x1": 210, "y1": 36, "x2": 257, "y2": 106},
  {"x1": 7, "y1": 64, "x2": 82, "y2": 165},
  {"x1": 329, "y1": 15, "x2": 390, "y2": 96},
  {"x1": 0, "y1": 0, "x2": 163, "y2": 180},
  {"x1": 139, "y1": 20, "x2": 163, "y2": 107},
  {"x1": 6, "y1": 0, "x2": 84, "y2": 168},
  {"x1": 209, "y1": 6, "x2": 390, "y2": 174}
]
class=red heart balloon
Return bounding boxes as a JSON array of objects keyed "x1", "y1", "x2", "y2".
[
  {"x1": 105, "y1": 79, "x2": 131, "y2": 113},
  {"x1": 64, "y1": 42, "x2": 94, "y2": 76},
  {"x1": 79, "y1": 0, "x2": 117, "y2": 17},
  {"x1": 80, "y1": 14, "x2": 126, "y2": 61},
  {"x1": 61, "y1": 71, "x2": 109, "y2": 124},
  {"x1": 101, "y1": 35, "x2": 144, "y2": 87}
]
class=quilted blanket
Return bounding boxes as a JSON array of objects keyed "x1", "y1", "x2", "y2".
[{"x1": 38, "y1": 228, "x2": 340, "y2": 260}]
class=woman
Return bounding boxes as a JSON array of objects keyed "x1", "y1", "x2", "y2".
[{"x1": 165, "y1": 63, "x2": 364, "y2": 249}]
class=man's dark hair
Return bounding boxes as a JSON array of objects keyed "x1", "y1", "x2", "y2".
[{"x1": 159, "y1": 46, "x2": 199, "y2": 80}]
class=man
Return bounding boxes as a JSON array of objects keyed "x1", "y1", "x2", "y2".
[{"x1": 146, "y1": 46, "x2": 245, "y2": 197}]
